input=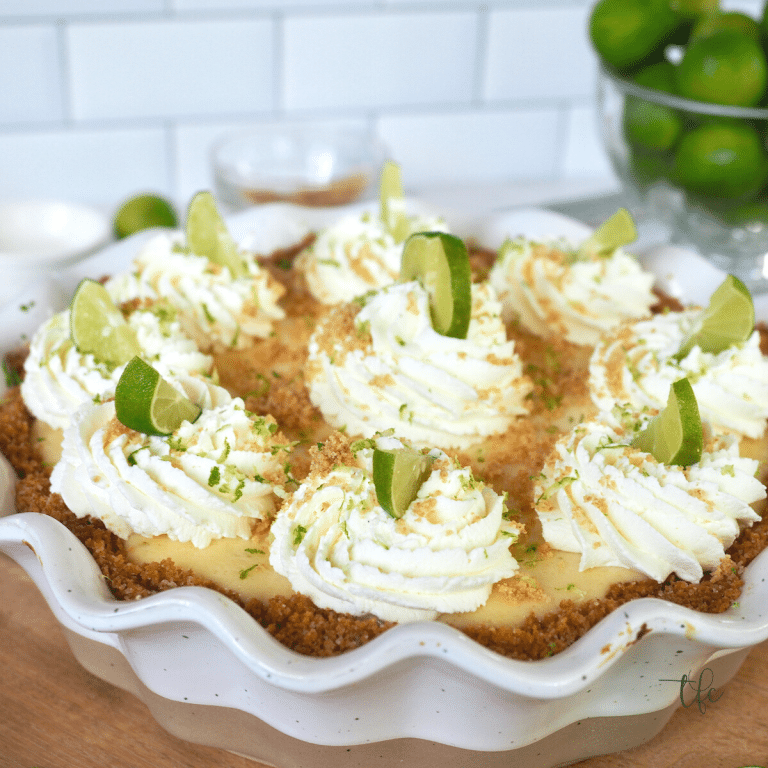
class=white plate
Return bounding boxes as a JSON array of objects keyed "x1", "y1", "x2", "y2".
[{"x1": 0, "y1": 203, "x2": 766, "y2": 767}]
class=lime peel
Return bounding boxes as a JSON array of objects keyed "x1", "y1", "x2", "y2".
[
  {"x1": 401, "y1": 231, "x2": 472, "y2": 339},
  {"x1": 113, "y1": 193, "x2": 178, "y2": 240},
  {"x1": 372, "y1": 446, "x2": 434, "y2": 519},
  {"x1": 115, "y1": 356, "x2": 202, "y2": 437},
  {"x1": 69, "y1": 279, "x2": 141, "y2": 367},
  {"x1": 674, "y1": 274, "x2": 755, "y2": 361},
  {"x1": 632, "y1": 377, "x2": 703, "y2": 466}
]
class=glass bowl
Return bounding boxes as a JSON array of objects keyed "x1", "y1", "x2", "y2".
[
  {"x1": 597, "y1": 63, "x2": 768, "y2": 294},
  {"x1": 211, "y1": 122, "x2": 387, "y2": 212}
]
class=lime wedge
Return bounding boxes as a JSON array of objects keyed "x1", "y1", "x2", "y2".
[
  {"x1": 69, "y1": 279, "x2": 141, "y2": 366},
  {"x1": 577, "y1": 208, "x2": 637, "y2": 259},
  {"x1": 113, "y1": 193, "x2": 178, "y2": 239},
  {"x1": 372, "y1": 446, "x2": 434, "y2": 519},
  {"x1": 674, "y1": 274, "x2": 755, "y2": 361},
  {"x1": 401, "y1": 231, "x2": 472, "y2": 339},
  {"x1": 115, "y1": 356, "x2": 202, "y2": 436},
  {"x1": 379, "y1": 160, "x2": 410, "y2": 243},
  {"x1": 632, "y1": 377, "x2": 703, "y2": 466},
  {"x1": 186, "y1": 191, "x2": 248, "y2": 279}
]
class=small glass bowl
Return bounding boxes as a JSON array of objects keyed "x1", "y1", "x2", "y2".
[
  {"x1": 597, "y1": 64, "x2": 768, "y2": 294},
  {"x1": 211, "y1": 122, "x2": 387, "y2": 212}
]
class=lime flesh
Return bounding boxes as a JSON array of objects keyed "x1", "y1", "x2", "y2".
[
  {"x1": 632, "y1": 377, "x2": 703, "y2": 466},
  {"x1": 400, "y1": 231, "x2": 472, "y2": 339},
  {"x1": 115, "y1": 356, "x2": 201, "y2": 436},
  {"x1": 674, "y1": 274, "x2": 755, "y2": 361},
  {"x1": 578, "y1": 208, "x2": 637, "y2": 259},
  {"x1": 372, "y1": 446, "x2": 433, "y2": 519},
  {"x1": 186, "y1": 191, "x2": 248, "y2": 278},
  {"x1": 69, "y1": 279, "x2": 141, "y2": 366},
  {"x1": 379, "y1": 161, "x2": 410, "y2": 243}
]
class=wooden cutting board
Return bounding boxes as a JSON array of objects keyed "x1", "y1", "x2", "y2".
[{"x1": 1, "y1": 551, "x2": 767, "y2": 768}]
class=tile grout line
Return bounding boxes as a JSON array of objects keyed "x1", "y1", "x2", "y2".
[{"x1": 56, "y1": 18, "x2": 73, "y2": 125}]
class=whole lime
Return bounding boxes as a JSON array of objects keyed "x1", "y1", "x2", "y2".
[
  {"x1": 673, "y1": 122, "x2": 768, "y2": 199},
  {"x1": 635, "y1": 61, "x2": 677, "y2": 91},
  {"x1": 589, "y1": 0, "x2": 677, "y2": 71},
  {"x1": 720, "y1": 200, "x2": 768, "y2": 227},
  {"x1": 690, "y1": 11, "x2": 761, "y2": 43},
  {"x1": 675, "y1": 29, "x2": 768, "y2": 106},
  {"x1": 669, "y1": 0, "x2": 719, "y2": 22},
  {"x1": 623, "y1": 62, "x2": 684, "y2": 152},
  {"x1": 628, "y1": 150, "x2": 674, "y2": 191},
  {"x1": 113, "y1": 193, "x2": 178, "y2": 239}
]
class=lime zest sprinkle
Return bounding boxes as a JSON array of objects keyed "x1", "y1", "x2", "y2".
[
  {"x1": 239, "y1": 564, "x2": 259, "y2": 579},
  {"x1": 293, "y1": 524, "x2": 308, "y2": 545}
]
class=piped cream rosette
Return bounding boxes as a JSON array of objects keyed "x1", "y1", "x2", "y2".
[
  {"x1": 489, "y1": 236, "x2": 656, "y2": 346},
  {"x1": 306, "y1": 280, "x2": 531, "y2": 450},
  {"x1": 535, "y1": 416, "x2": 765, "y2": 583},
  {"x1": 296, "y1": 207, "x2": 449, "y2": 305},
  {"x1": 589, "y1": 310, "x2": 768, "y2": 440},
  {"x1": 106, "y1": 232, "x2": 285, "y2": 353},
  {"x1": 51, "y1": 377, "x2": 291, "y2": 548},
  {"x1": 269, "y1": 433, "x2": 523, "y2": 623},
  {"x1": 22, "y1": 302, "x2": 214, "y2": 432}
]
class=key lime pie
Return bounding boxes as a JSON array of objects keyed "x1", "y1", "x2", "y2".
[{"x1": 1, "y1": 178, "x2": 766, "y2": 660}]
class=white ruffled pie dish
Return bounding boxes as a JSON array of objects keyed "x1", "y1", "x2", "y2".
[{"x1": 1, "y1": 204, "x2": 767, "y2": 768}]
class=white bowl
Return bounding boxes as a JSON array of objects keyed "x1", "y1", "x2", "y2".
[
  {"x1": 0, "y1": 199, "x2": 111, "y2": 306},
  {"x1": 1, "y1": 204, "x2": 766, "y2": 767}
]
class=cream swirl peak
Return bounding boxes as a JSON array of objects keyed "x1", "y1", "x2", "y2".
[
  {"x1": 296, "y1": 207, "x2": 448, "y2": 305},
  {"x1": 535, "y1": 417, "x2": 765, "y2": 583},
  {"x1": 50, "y1": 378, "x2": 291, "y2": 548},
  {"x1": 589, "y1": 310, "x2": 768, "y2": 440},
  {"x1": 21, "y1": 302, "x2": 214, "y2": 432},
  {"x1": 305, "y1": 280, "x2": 532, "y2": 450},
  {"x1": 489, "y1": 236, "x2": 656, "y2": 346},
  {"x1": 269, "y1": 432, "x2": 523, "y2": 623},
  {"x1": 106, "y1": 232, "x2": 285, "y2": 353}
]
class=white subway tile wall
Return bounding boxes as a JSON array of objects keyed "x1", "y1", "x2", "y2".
[{"x1": 0, "y1": 0, "x2": 618, "y2": 211}]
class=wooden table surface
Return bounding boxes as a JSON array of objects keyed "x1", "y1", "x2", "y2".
[{"x1": 2, "y1": 551, "x2": 768, "y2": 768}]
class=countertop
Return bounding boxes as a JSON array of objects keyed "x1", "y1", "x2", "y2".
[{"x1": 2, "y1": 552, "x2": 768, "y2": 768}]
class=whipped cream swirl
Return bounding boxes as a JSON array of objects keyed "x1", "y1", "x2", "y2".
[
  {"x1": 107, "y1": 232, "x2": 285, "y2": 352},
  {"x1": 535, "y1": 418, "x2": 765, "y2": 583},
  {"x1": 269, "y1": 433, "x2": 523, "y2": 622},
  {"x1": 297, "y1": 207, "x2": 448, "y2": 305},
  {"x1": 306, "y1": 281, "x2": 531, "y2": 450},
  {"x1": 589, "y1": 310, "x2": 768, "y2": 440},
  {"x1": 51, "y1": 378, "x2": 290, "y2": 548},
  {"x1": 489, "y1": 237, "x2": 656, "y2": 346},
  {"x1": 22, "y1": 304, "x2": 214, "y2": 431}
]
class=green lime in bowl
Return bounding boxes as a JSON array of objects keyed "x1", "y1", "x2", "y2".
[
  {"x1": 598, "y1": 61, "x2": 768, "y2": 294},
  {"x1": 591, "y1": 0, "x2": 768, "y2": 294}
]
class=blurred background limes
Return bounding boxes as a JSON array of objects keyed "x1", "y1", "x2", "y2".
[
  {"x1": 590, "y1": 0, "x2": 768, "y2": 289},
  {"x1": 675, "y1": 28, "x2": 767, "y2": 106},
  {"x1": 113, "y1": 193, "x2": 178, "y2": 240},
  {"x1": 589, "y1": 0, "x2": 677, "y2": 71}
]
